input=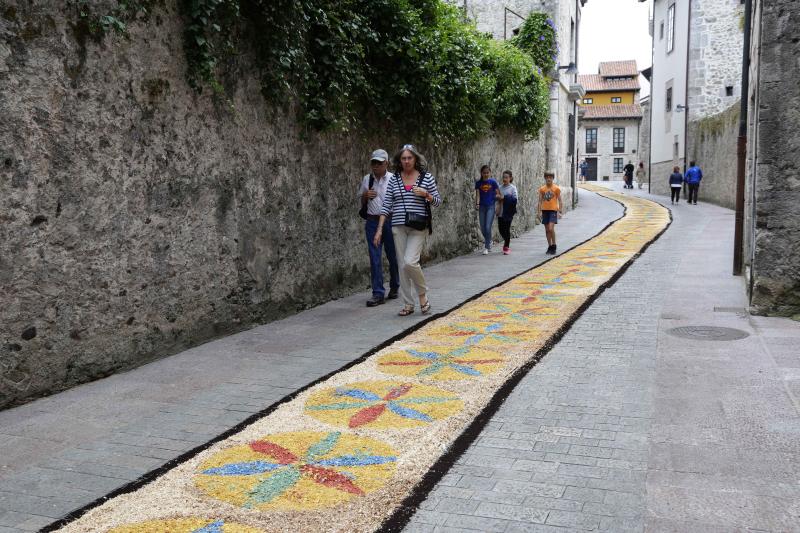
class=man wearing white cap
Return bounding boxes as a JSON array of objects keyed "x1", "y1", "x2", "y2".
[{"x1": 358, "y1": 149, "x2": 399, "y2": 306}]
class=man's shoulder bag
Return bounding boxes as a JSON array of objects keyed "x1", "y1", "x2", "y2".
[{"x1": 358, "y1": 174, "x2": 375, "y2": 220}]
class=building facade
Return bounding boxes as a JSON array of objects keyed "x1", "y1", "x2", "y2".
[
  {"x1": 647, "y1": 0, "x2": 744, "y2": 196},
  {"x1": 577, "y1": 61, "x2": 643, "y2": 182},
  {"x1": 454, "y1": 0, "x2": 585, "y2": 206},
  {"x1": 743, "y1": 0, "x2": 800, "y2": 316}
]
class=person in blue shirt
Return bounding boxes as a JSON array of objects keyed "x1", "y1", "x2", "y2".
[
  {"x1": 669, "y1": 166, "x2": 683, "y2": 204},
  {"x1": 475, "y1": 165, "x2": 502, "y2": 255},
  {"x1": 684, "y1": 161, "x2": 703, "y2": 204}
]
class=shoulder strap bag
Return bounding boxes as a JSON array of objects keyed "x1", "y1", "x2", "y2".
[
  {"x1": 358, "y1": 174, "x2": 376, "y2": 220},
  {"x1": 398, "y1": 172, "x2": 432, "y2": 233}
]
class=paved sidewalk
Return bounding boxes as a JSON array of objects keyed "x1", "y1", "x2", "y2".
[
  {"x1": 0, "y1": 192, "x2": 621, "y2": 532},
  {"x1": 405, "y1": 184, "x2": 800, "y2": 532}
]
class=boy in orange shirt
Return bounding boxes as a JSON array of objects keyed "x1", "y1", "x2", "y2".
[{"x1": 537, "y1": 171, "x2": 563, "y2": 255}]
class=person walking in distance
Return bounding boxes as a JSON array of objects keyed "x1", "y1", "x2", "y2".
[
  {"x1": 579, "y1": 159, "x2": 589, "y2": 183},
  {"x1": 374, "y1": 145, "x2": 442, "y2": 316},
  {"x1": 475, "y1": 165, "x2": 501, "y2": 255},
  {"x1": 684, "y1": 161, "x2": 703, "y2": 204},
  {"x1": 538, "y1": 171, "x2": 563, "y2": 255},
  {"x1": 623, "y1": 160, "x2": 635, "y2": 189},
  {"x1": 669, "y1": 165, "x2": 683, "y2": 204},
  {"x1": 635, "y1": 161, "x2": 647, "y2": 189},
  {"x1": 496, "y1": 170, "x2": 518, "y2": 255},
  {"x1": 358, "y1": 149, "x2": 399, "y2": 307}
]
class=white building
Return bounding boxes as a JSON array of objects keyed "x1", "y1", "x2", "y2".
[
  {"x1": 577, "y1": 60, "x2": 644, "y2": 182},
  {"x1": 646, "y1": 0, "x2": 744, "y2": 193}
]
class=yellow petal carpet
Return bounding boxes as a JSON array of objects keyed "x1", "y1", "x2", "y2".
[{"x1": 49, "y1": 186, "x2": 669, "y2": 533}]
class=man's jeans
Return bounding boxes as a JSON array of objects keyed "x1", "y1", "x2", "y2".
[
  {"x1": 365, "y1": 218, "x2": 399, "y2": 298},
  {"x1": 479, "y1": 204, "x2": 496, "y2": 250},
  {"x1": 687, "y1": 183, "x2": 700, "y2": 203}
]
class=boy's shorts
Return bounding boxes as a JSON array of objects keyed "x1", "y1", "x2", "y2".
[{"x1": 541, "y1": 210, "x2": 559, "y2": 224}]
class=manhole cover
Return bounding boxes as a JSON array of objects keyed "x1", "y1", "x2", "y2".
[{"x1": 667, "y1": 326, "x2": 750, "y2": 341}]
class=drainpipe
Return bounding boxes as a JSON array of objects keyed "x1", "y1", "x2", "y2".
[
  {"x1": 572, "y1": 0, "x2": 580, "y2": 209},
  {"x1": 733, "y1": 0, "x2": 753, "y2": 276},
  {"x1": 683, "y1": 0, "x2": 692, "y2": 174},
  {"x1": 647, "y1": 1, "x2": 655, "y2": 192}
]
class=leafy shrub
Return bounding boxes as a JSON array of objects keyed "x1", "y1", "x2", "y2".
[
  {"x1": 105, "y1": 0, "x2": 558, "y2": 140},
  {"x1": 511, "y1": 12, "x2": 559, "y2": 77}
]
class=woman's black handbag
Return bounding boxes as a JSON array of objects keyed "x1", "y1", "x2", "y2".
[
  {"x1": 404, "y1": 211, "x2": 428, "y2": 231},
  {"x1": 398, "y1": 174, "x2": 431, "y2": 233}
]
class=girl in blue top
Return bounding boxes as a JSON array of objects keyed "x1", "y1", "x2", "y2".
[
  {"x1": 669, "y1": 166, "x2": 683, "y2": 204},
  {"x1": 475, "y1": 165, "x2": 502, "y2": 255}
]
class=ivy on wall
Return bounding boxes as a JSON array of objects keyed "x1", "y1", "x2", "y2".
[{"x1": 77, "y1": 0, "x2": 559, "y2": 141}]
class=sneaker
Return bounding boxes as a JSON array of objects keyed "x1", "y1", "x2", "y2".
[
  {"x1": 366, "y1": 296, "x2": 385, "y2": 307},
  {"x1": 387, "y1": 288, "x2": 399, "y2": 300},
  {"x1": 482, "y1": 249, "x2": 489, "y2": 255},
  {"x1": 502, "y1": 246, "x2": 509, "y2": 255}
]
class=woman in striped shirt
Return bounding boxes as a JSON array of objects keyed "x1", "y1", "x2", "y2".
[{"x1": 373, "y1": 145, "x2": 442, "y2": 316}]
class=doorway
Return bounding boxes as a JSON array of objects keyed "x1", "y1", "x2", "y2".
[{"x1": 586, "y1": 158, "x2": 598, "y2": 181}]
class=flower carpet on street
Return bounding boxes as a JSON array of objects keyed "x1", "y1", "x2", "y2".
[{"x1": 53, "y1": 186, "x2": 669, "y2": 532}]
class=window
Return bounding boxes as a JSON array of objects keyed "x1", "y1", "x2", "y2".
[
  {"x1": 582, "y1": 98, "x2": 593, "y2": 104},
  {"x1": 586, "y1": 128, "x2": 598, "y2": 154},
  {"x1": 611, "y1": 97, "x2": 622, "y2": 103},
  {"x1": 659, "y1": 21, "x2": 664, "y2": 40},
  {"x1": 725, "y1": 85, "x2": 734, "y2": 96},
  {"x1": 666, "y1": 87, "x2": 673, "y2": 112},
  {"x1": 613, "y1": 128, "x2": 625, "y2": 153},
  {"x1": 614, "y1": 158, "x2": 624, "y2": 173},
  {"x1": 667, "y1": 4, "x2": 675, "y2": 53}
]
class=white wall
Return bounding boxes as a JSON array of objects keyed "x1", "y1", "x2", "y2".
[{"x1": 650, "y1": 0, "x2": 689, "y2": 167}]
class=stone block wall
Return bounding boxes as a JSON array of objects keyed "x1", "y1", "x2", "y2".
[
  {"x1": 686, "y1": 103, "x2": 739, "y2": 209},
  {"x1": 745, "y1": 0, "x2": 800, "y2": 317},
  {"x1": 687, "y1": 0, "x2": 744, "y2": 120},
  {"x1": 0, "y1": 3, "x2": 547, "y2": 407}
]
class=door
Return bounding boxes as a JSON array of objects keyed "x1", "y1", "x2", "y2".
[{"x1": 586, "y1": 158, "x2": 598, "y2": 181}]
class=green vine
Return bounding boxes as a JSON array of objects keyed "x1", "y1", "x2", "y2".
[
  {"x1": 511, "y1": 13, "x2": 559, "y2": 77},
  {"x1": 78, "y1": 1, "x2": 558, "y2": 141}
]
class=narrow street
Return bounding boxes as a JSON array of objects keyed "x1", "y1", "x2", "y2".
[
  {"x1": 1, "y1": 185, "x2": 797, "y2": 532},
  {"x1": 406, "y1": 184, "x2": 800, "y2": 532}
]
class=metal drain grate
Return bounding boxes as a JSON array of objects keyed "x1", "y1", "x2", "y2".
[{"x1": 667, "y1": 326, "x2": 750, "y2": 341}]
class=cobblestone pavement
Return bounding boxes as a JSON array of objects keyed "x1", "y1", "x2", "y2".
[
  {"x1": 0, "y1": 193, "x2": 621, "y2": 532},
  {"x1": 404, "y1": 184, "x2": 800, "y2": 533}
]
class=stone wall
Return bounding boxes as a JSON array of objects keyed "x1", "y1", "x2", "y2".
[
  {"x1": 0, "y1": 2, "x2": 548, "y2": 407},
  {"x1": 686, "y1": 103, "x2": 739, "y2": 209},
  {"x1": 687, "y1": 0, "x2": 744, "y2": 120},
  {"x1": 745, "y1": 0, "x2": 800, "y2": 318}
]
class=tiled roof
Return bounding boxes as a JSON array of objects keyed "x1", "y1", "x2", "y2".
[
  {"x1": 577, "y1": 74, "x2": 641, "y2": 92},
  {"x1": 599, "y1": 60, "x2": 639, "y2": 77},
  {"x1": 580, "y1": 104, "x2": 643, "y2": 120}
]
